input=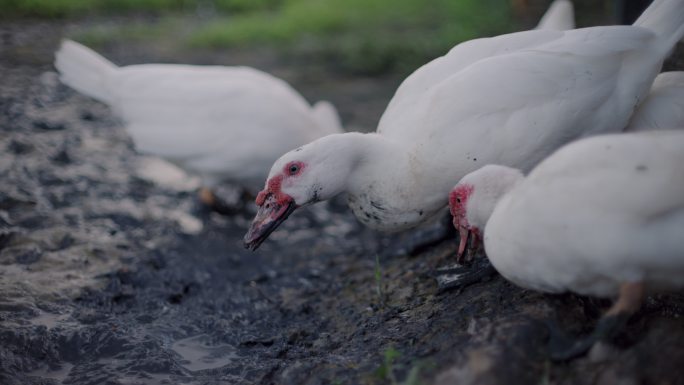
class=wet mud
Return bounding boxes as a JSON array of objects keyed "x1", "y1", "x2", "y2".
[{"x1": 2, "y1": 18, "x2": 684, "y2": 385}]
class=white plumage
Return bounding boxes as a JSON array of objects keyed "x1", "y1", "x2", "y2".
[
  {"x1": 626, "y1": 72, "x2": 684, "y2": 132},
  {"x1": 480, "y1": 131, "x2": 684, "y2": 297},
  {"x1": 532, "y1": 1, "x2": 684, "y2": 135},
  {"x1": 244, "y1": 0, "x2": 684, "y2": 249},
  {"x1": 536, "y1": 0, "x2": 575, "y2": 31},
  {"x1": 54, "y1": 40, "x2": 343, "y2": 190}
]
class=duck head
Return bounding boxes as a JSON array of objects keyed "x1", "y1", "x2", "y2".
[
  {"x1": 243, "y1": 134, "x2": 358, "y2": 250},
  {"x1": 449, "y1": 183, "x2": 478, "y2": 259},
  {"x1": 449, "y1": 164, "x2": 524, "y2": 259}
]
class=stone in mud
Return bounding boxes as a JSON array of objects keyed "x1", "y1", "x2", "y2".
[
  {"x1": 32, "y1": 119, "x2": 65, "y2": 131},
  {"x1": 50, "y1": 148, "x2": 71, "y2": 164},
  {"x1": 0, "y1": 191, "x2": 36, "y2": 212},
  {"x1": 14, "y1": 247, "x2": 42, "y2": 265},
  {"x1": 6, "y1": 139, "x2": 33, "y2": 154}
]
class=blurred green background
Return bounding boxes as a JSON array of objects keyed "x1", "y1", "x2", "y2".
[{"x1": 0, "y1": 0, "x2": 521, "y2": 75}]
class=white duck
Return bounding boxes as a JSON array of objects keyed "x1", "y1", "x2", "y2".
[
  {"x1": 625, "y1": 72, "x2": 684, "y2": 132},
  {"x1": 243, "y1": 0, "x2": 684, "y2": 250},
  {"x1": 449, "y1": 131, "x2": 684, "y2": 359},
  {"x1": 54, "y1": 40, "x2": 343, "y2": 209},
  {"x1": 536, "y1": 0, "x2": 575, "y2": 31}
]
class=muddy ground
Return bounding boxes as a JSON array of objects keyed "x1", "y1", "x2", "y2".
[{"x1": 2, "y1": 16, "x2": 684, "y2": 385}]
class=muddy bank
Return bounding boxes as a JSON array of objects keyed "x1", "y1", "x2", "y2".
[{"x1": 2, "y1": 18, "x2": 684, "y2": 385}]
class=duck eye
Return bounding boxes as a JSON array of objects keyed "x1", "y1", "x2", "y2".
[
  {"x1": 289, "y1": 164, "x2": 299, "y2": 175},
  {"x1": 456, "y1": 197, "x2": 461, "y2": 203}
]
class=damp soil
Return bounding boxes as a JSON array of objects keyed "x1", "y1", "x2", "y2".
[{"x1": 2, "y1": 18, "x2": 684, "y2": 385}]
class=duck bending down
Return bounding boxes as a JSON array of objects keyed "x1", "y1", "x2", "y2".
[
  {"x1": 244, "y1": 0, "x2": 684, "y2": 250},
  {"x1": 443, "y1": 70, "x2": 684, "y2": 285},
  {"x1": 625, "y1": 72, "x2": 684, "y2": 132},
  {"x1": 54, "y1": 40, "x2": 343, "y2": 213},
  {"x1": 449, "y1": 131, "x2": 684, "y2": 360},
  {"x1": 451, "y1": 71, "x2": 684, "y2": 261},
  {"x1": 449, "y1": 165, "x2": 524, "y2": 263}
]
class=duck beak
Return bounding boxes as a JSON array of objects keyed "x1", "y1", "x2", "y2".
[
  {"x1": 243, "y1": 193, "x2": 297, "y2": 251},
  {"x1": 456, "y1": 224, "x2": 470, "y2": 260}
]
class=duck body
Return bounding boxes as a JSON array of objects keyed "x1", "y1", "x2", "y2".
[
  {"x1": 55, "y1": 40, "x2": 342, "y2": 189},
  {"x1": 485, "y1": 131, "x2": 684, "y2": 297}
]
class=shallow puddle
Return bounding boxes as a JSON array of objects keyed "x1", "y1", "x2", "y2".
[
  {"x1": 28, "y1": 363, "x2": 74, "y2": 383},
  {"x1": 171, "y1": 335, "x2": 238, "y2": 372},
  {"x1": 29, "y1": 310, "x2": 71, "y2": 329}
]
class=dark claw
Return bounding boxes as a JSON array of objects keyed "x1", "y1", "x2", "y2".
[
  {"x1": 547, "y1": 313, "x2": 630, "y2": 361},
  {"x1": 434, "y1": 257, "x2": 497, "y2": 293}
]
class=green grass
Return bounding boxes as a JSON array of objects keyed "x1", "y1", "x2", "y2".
[
  {"x1": 374, "y1": 254, "x2": 385, "y2": 306},
  {"x1": 375, "y1": 346, "x2": 428, "y2": 385}
]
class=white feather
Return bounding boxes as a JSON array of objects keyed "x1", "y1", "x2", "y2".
[
  {"x1": 536, "y1": 0, "x2": 575, "y2": 31},
  {"x1": 312, "y1": 101, "x2": 343, "y2": 135},
  {"x1": 626, "y1": 72, "x2": 684, "y2": 132},
  {"x1": 54, "y1": 40, "x2": 117, "y2": 104}
]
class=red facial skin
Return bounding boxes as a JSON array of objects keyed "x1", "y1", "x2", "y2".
[
  {"x1": 256, "y1": 161, "x2": 306, "y2": 208},
  {"x1": 256, "y1": 175, "x2": 284, "y2": 206},
  {"x1": 244, "y1": 161, "x2": 307, "y2": 250},
  {"x1": 449, "y1": 184, "x2": 481, "y2": 263},
  {"x1": 252, "y1": 160, "x2": 306, "y2": 224}
]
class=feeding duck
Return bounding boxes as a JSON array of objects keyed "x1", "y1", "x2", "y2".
[
  {"x1": 55, "y1": 40, "x2": 343, "y2": 212},
  {"x1": 449, "y1": 130, "x2": 684, "y2": 360}
]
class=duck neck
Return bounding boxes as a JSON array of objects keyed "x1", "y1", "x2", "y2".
[{"x1": 340, "y1": 133, "x2": 445, "y2": 231}]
